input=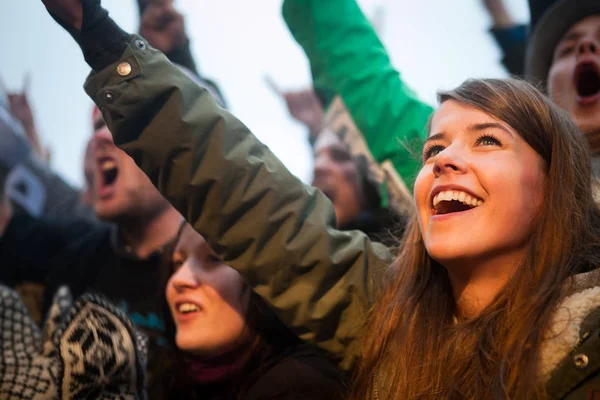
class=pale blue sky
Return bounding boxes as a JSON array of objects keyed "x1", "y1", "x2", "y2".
[{"x1": 0, "y1": 0, "x2": 529, "y2": 186}]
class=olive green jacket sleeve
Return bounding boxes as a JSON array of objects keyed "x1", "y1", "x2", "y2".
[
  {"x1": 282, "y1": 0, "x2": 434, "y2": 190},
  {"x1": 84, "y1": 37, "x2": 393, "y2": 372}
]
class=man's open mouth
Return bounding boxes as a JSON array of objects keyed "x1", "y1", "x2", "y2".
[
  {"x1": 432, "y1": 190, "x2": 483, "y2": 215},
  {"x1": 574, "y1": 61, "x2": 600, "y2": 104},
  {"x1": 97, "y1": 156, "x2": 119, "y2": 195}
]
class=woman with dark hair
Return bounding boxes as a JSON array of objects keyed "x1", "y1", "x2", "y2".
[
  {"x1": 38, "y1": 2, "x2": 600, "y2": 397},
  {"x1": 152, "y1": 223, "x2": 345, "y2": 400}
]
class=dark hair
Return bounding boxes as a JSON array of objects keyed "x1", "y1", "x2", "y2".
[
  {"x1": 350, "y1": 78, "x2": 600, "y2": 399},
  {"x1": 150, "y1": 228, "x2": 303, "y2": 399}
]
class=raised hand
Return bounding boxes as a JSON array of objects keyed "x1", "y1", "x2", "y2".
[
  {"x1": 139, "y1": 0, "x2": 186, "y2": 53},
  {"x1": 266, "y1": 76, "x2": 325, "y2": 136},
  {"x1": 41, "y1": 0, "x2": 83, "y2": 30},
  {"x1": 5, "y1": 75, "x2": 49, "y2": 162},
  {"x1": 6, "y1": 74, "x2": 34, "y2": 133},
  {"x1": 481, "y1": 0, "x2": 516, "y2": 28}
]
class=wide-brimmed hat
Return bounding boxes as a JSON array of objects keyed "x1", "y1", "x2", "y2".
[{"x1": 525, "y1": 0, "x2": 600, "y2": 86}]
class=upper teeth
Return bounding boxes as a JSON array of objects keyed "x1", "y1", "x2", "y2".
[
  {"x1": 101, "y1": 160, "x2": 116, "y2": 171},
  {"x1": 178, "y1": 303, "x2": 199, "y2": 313},
  {"x1": 433, "y1": 190, "x2": 482, "y2": 208}
]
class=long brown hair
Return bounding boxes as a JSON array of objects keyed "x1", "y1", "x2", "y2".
[{"x1": 350, "y1": 79, "x2": 600, "y2": 399}]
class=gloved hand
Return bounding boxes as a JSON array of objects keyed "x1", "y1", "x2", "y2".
[
  {"x1": 40, "y1": 0, "x2": 83, "y2": 31},
  {"x1": 0, "y1": 285, "x2": 148, "y2": 399}
]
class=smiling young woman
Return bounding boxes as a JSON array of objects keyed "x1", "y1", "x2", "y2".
[
  {"x1": 350, "y1": 79, "x2": 600, "y2": 399},
  {"x1": 95, "y1": 61, "x2": 600, "y2": 398}
]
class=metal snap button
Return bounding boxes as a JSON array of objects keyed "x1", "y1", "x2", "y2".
[
  {"x1": 105, "y1": 91, "x2": 115, "y2": 103},
  {"x1": 574, "y1": 353, "x2": 589, "y2": 369},
  {"x1": 135, "y1": 39, "x2": 146, "y2": 50},
  {"x1": 117, "y1": 62, "x2": 132, "y2": 77}
]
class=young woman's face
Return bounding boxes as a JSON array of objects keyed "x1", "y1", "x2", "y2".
[
  {"x1": 414, "y1": 100, "x2": 546, "y2": 271},
  {"x1": 166, "y1": 224, "x2": 250, "y2": 357}
]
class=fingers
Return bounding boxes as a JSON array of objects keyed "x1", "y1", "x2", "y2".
[
  {"x1": 0, "y1": 73, "x2": 31, "y2": 99},
  {"x1": 7, "y1": 92, "x2": 27, "y2": 108},
  {"x1": 22, "y1": 72, "x2": 31, "y2": 94},
  {"x1": 157, "y1": 9, "x2": 181, "y2": 30},
  {"x1": 140, "y1": 4, "x2": 161, "y2": 26},
  {"x1": 264, "y1": 75, "x2": 284, "y2": 97},
  {"x1": 264, "y1": 76, "x2": 318, "y2": 107},
  {"x1": 0, "y1": 75, "x2": 6, "y2": 96}
]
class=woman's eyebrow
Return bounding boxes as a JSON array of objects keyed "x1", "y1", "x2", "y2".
[
  {"x1": 467, "y1": 122, "x2": 514, "y2": 138},
  {"x1": 424, "y1": 132, "x2": 445, "y2": 146}
]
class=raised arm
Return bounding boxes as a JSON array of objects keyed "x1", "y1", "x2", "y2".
[
  {"x1": 282, "y1": 0, "x2": 433, "y2": 189},
  {"x1": 482, "y1": 0, "x2": 527, "y2": 76},
  {"x1": 41, "y1": 0, "x2": 394, "y2": 370}
]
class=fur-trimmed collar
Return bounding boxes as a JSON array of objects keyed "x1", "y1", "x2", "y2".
[{"x1": 539, "y1": 272, "x2": 600, "y2": 380}]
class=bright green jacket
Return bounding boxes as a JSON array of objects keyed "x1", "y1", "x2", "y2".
[{"x1": 283, "y1": 0, "x2": 434, "y2": 190}]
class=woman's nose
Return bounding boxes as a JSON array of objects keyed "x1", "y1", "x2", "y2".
[
  {"x1": 432, "y1": 147, "x2": 468, "y2": 178},
  {"x1": 168, "y1": 262, "x2": 198, "y2": 292},
  {"x1": 578, "y1": 37, "x2": 599, "y2": 56}
]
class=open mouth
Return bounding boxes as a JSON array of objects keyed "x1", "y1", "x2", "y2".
[
  {"x1": 574, "y1": 62, "x2": 600, "y2": 103},
  {"x1": 96, "y1": 157, "x2": 119, "y2": 196},
  {"x1": 431, "y1": 190, "x2": 483, "y2": 216},
  {"x1": 176, "y1": 302, "x2": 201, "y2": 315}
]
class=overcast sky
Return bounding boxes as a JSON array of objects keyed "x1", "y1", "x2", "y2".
[{"x1": 0, "y1": 0, "x2": 529, "y2": 186}]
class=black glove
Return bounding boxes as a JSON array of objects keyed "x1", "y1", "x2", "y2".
[{"x1": 45, "y1": 0, "x2": 131, "y2": 71}]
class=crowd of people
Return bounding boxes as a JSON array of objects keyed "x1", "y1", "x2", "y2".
[{"x1": 1, "y1": 0, "x2": 600, "y2": 398}]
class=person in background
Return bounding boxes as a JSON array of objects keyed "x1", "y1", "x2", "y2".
[
  {"x1": 272, "y1": 82, "x2": 403, "y2": 240},
  {"x1": 152, "y1": 222, "x2": 345, "y2": 399},
  {"x1": 312, "y1": 130, "x2": 403, "y2": 242},
  {"x1": 0, "y1": 107, "x2": 183, "y2": 396},
  {"x1": 524, "y1": 0, "x2": 600, "y2": 197},
  {"x1": 526, "y1": 0, "x2": 600, "y2": 147}
]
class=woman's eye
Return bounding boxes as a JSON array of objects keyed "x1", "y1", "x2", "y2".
[
  {"x1": 423, "y1": 145, "x2": 445, "y2": 161},
  {"x1": 476, "y1": 135, "x2": 501, "y2": 147}
]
